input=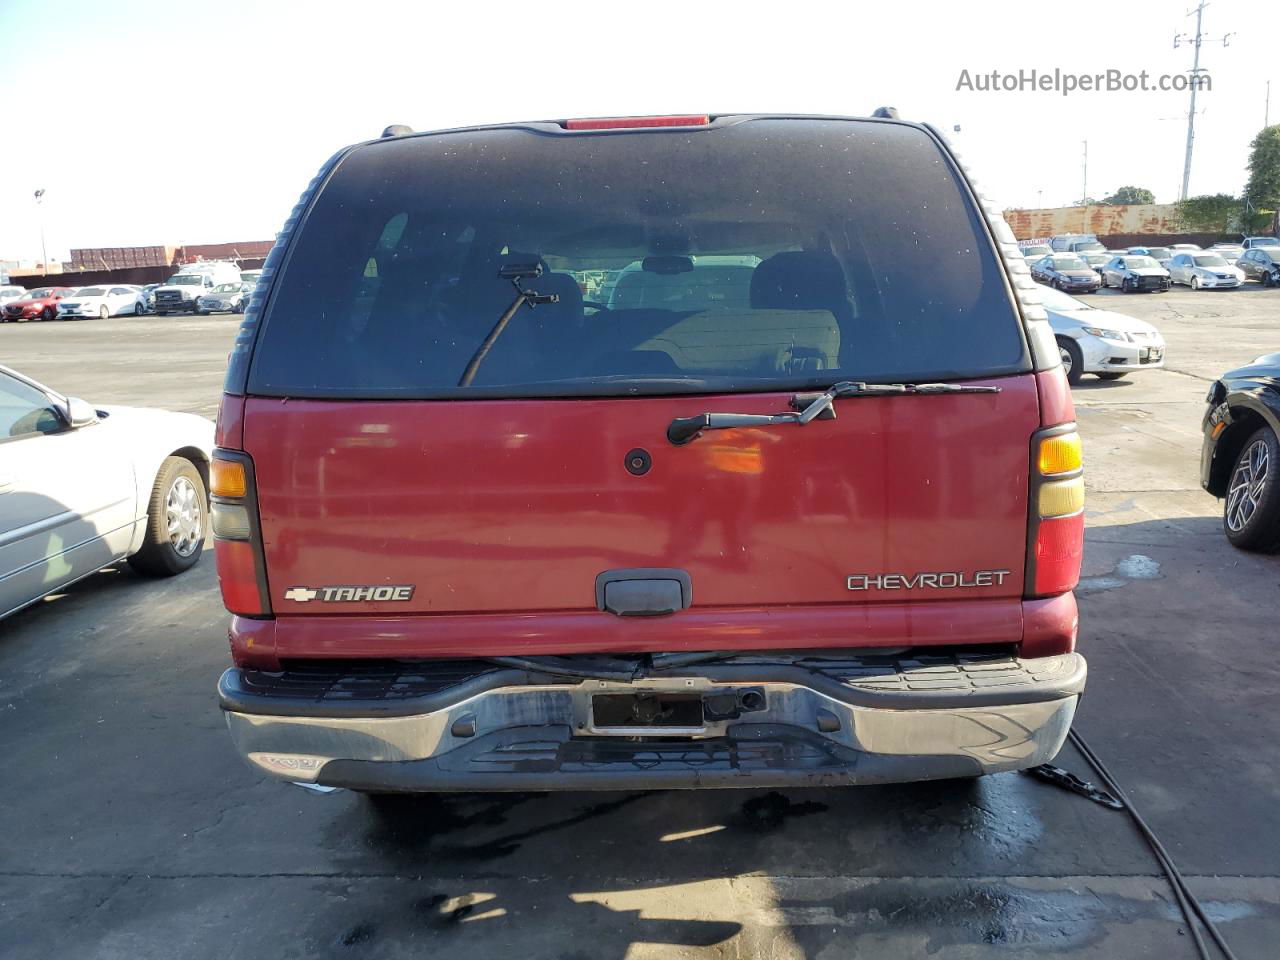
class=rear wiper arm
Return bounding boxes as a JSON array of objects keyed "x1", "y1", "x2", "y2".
[
  {"x1": 666, "y1": 380, "x2": 1000, "y2": 446},
  {"x1": 458, "y1": 263, "x2": 559, "y2": 387}
]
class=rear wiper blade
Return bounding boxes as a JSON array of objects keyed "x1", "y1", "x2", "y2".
[
  {"x1": 458, "y1": 263, "x2": 559, "y2": 387},
  {"x1": 666, "y1": 380, "x2": 1000, "y2": 445}
]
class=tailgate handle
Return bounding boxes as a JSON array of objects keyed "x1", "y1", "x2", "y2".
[{"x1": 595, "y1": 568, "x2": 692, "y2": 617}]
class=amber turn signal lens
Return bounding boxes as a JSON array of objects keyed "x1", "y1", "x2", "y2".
[
  {"x1": 1038, "y1": 432, "x2": 1082, "y2": 476},
  {"x1": 210, "y1": 458, "x2": 247, "y2": 499}
]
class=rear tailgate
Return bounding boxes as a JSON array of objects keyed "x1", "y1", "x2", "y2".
[{"x1": 245, "y1": 378, "x2": 1037, "y2": 632}]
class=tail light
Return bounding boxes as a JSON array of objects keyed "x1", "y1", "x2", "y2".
[
  {"x1": 1026, "y1": 427, "x2": 1084, "y2": 597},
  {"x1": 210, "y1": 449, "x2": 272, "y2": 617}
]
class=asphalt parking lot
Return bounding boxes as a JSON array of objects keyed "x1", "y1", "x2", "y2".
[{"x1": 2, "y1": 289, "x2": 1279, "y2": 959}]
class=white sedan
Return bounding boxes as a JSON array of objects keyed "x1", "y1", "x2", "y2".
[
  {"x1": 0, "y1": 364, "x2": 214, "y2": 621},
  {"x1": 1036, "y1": 283, "x2": 1165, "y2": 385},
  {"x1": 1166, "y1": 252, "x2": 1244, "y2": 289},
  {"x1": 57, "y1": 285, "x2": 147, "y2": 320}
]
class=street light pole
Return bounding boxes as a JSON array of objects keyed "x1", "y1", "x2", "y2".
[{"x1": 33, "y1": 188, "x2": 47, "y2": 273}]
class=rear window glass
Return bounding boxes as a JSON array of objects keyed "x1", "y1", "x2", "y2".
[{"x1": 249, "y1": 119, "x2": 1027, "y2": 398}]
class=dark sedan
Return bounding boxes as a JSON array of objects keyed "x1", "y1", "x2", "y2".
[
  {"x1": 1030, "y1": 253, "x2": 1101, "y2": 293},
  {"x1": 1236, "y1": 248, "x2": 1280, "y2": 286},
  {"x1": 1202, "y1": 353, "x2": 1280, "y2": 551}
]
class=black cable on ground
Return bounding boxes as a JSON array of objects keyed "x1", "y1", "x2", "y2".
[{"x1": 1042, "y1": 729, "x2": 1241, "y2": 960}]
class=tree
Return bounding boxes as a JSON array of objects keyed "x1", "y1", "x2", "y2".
[
  {"x1": 1244, "y1": 126, "x2": 1280, "y2": 234},
  {"x1": 1175, "y1": 193, "x2": 1242, "y2": 234},
  {"x1": 1102, "y1": 186, "x2": 1156, "y2": 205},
  {"x1": 1072, "y1": 197, "x2": 1099, "y2": 207}
]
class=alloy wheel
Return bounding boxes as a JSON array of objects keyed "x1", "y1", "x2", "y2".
[
  {"x1": 166, "y1": 476, "x2": 203, "y2": 557},
  {"x1": 1226, "y1": 439, "x2": 1270, "y2": 532},
  {"x1": 1058, "y1": 344, "x2": 1072, "y2": 375}
]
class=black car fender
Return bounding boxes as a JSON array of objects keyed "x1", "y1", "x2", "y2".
[{"x1": 1202, "y1": 384, "x2": 1280, "y2": 496}]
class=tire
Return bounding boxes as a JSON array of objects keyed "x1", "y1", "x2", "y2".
[
  {"x1": 1191, "y1": 276, "x2": 1201, "y2": 290},
  {"x1": 194, "y1": 304, "x2": 206, "y2": 315},
  {"x1": 1223, "y1": 427, "x2": 1280, "y2": 552},
  {"x1": 134, "y1": 301, "x2": 145, "y2": 316},
  {"x1": 99, "y1": 305, "x2": 109, "y2": 320},
  {"x1": 1058, "y1": 338, "x2": 1084, "y2": 386},
  {"x1": 1267, "y1": 271, "x2": 1279, "y2": 288},
  {"x1": 1096, "y1": 372, "x2": 1126, "y2": 381},
  {"x1": 41, "y1": 307, "x2": 55, "y2": 321},
  {"x1": 127, "y1": 457, "x2": 207, "y2": 577}
]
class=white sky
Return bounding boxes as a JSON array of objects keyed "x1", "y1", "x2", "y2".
[{"x1": 0, "y1": 0, "x2": 1270, "y2": 262}]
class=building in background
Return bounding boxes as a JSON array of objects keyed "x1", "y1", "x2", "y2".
[
  {"x1": 1002, "y1": 204, "x2": 1184, "y2": 241},
  {"x1": 69, "y1": 245, "x2": 176, "y2": 271}
]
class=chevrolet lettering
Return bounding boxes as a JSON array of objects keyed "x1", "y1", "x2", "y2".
[{"x1": 847, "y1": 570, "x2": 1012, "y2": 591}]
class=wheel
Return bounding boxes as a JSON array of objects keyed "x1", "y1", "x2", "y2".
[
  {"x1": 1052, "y1": 278, "x2": 1064, "y2": 290},
  {"x1": 1223, "y1": 427, "x2": 1280, "y2": 551},
  {"x1": 194, "y1": 304, "x2": 206, "y2": 315},
  {"x1": 1058, "y1": 338, "x2": 1084, "y2": 386},
  {"x1": 1191, "y1": 276, "x2": 1201, "y2": 290},
  {"x1": 41, "y1": 306, "x2": 55, "y2": 321},
  {"x1": 134, "y1": 301, "x2": 145, "y2": 316},
  {"x1": 99, "y1": 305, "x2": 109, "y2": 319},
  {"x1": 127, "y1": 457, "x2": 207, "y2": 576},
  {"x1": 1096, "y1": 372, "x2": 1126, "y2": 381},
  {"x1": 1266, "y1": 271, "x2": 1279, "y2": 288}
]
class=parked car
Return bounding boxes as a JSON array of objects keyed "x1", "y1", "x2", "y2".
[
  {"x1": 1101, "y1": 255, "x2": 1171, "y2": 292},
  {"x1": 1236, "y1": 248, "x2": 1280, "y2": 286},
  {"x1": 1050, "y1": 233, "x2": 1099, "y2": 252},
  {"x1": 1019, "y1": 243, "x2": 1052, "y2": 261},
  {"x1": 153, "y1": 262, "x2": 243, "y2": 314},
  {"x1": 57, "y1": 285, "x2": 147, "y2": 319},
  {"x1": 1167, "y1": 253, "x2": 1244, "y2": 290},
  {"x1": 1077, "y1": 251, "x2": 1110, "y2": 279},
  {"x1": 1209, "y1": 243, "x2": 1244, "y2": 264},
  {"x1": 196, "y1": 282, "x2": 251, "y2": 314},
  {"x1": 1241, "y1": 236, "x2": 1280, "y2": 250},
  {"x1": 0, "y1": 364, "x2": 213, "y2": 621},
  {"x1": 239, "y1": 269, "x2": 263, "y2": 285},
  {"x1": 212, "y1": 113, "x2": 1087, "y2": 796},
  {"x1": 1201, "y1": 353, "x2": 1280, "y2": 551},
  {"x1": 0, "y1": 286, "x2": 27, "y2": 306},
  {"x1": 1168, "y1": 243, "x2": 1202, "y2": 253},
  {"x1": 141, "y1": 283, "x2": 160, "y2": 311},
  {"x1": 1036, "y1": 283, "x2": 1165, "y2": 385},
  {"x1": 1, "y1": 286, "x2": 77, "y2": 322},
  {"x1": 1030, "y1": 253, "x2": 1101, "y2": 292}
]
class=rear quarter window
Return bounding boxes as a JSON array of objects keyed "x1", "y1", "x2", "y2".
[{"x1": 248, "y1": 118, "x2": 1028, "y2": 398}]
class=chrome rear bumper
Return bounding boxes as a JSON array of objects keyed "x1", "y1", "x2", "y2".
[{"x1": 220, "y1": 652, "x2": 1085, "y2": 791}]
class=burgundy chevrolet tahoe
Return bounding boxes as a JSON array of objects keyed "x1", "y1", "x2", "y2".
[{"x1": 213, "y1": 113, "x2": 1085, "y2": 793}]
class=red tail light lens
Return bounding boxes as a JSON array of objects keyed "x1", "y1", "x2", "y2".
[
  {"x1": 1033, "y1": 512, "x2": 1084, "y2": 595},
  {"x1": 564, "y1": 115, "x2": 710, "y2": 130},
  {"x1": 216, "y1": 539, "x2": 267, "y2": 616},
  {"x1": 211, "y1": 449, "x2": 271, "y2": 617}
]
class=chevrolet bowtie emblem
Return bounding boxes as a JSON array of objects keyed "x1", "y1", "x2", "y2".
[{"x1": 283, "y1": 587, "x2": 319, "y2": 602}]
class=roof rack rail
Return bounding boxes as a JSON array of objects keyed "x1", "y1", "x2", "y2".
[
  {"x1": 381, "y1": 124, "x2": 414, "y2": 138},
  {"x1": 871, "y1": 106, "x2": 900, "y2": 119}
]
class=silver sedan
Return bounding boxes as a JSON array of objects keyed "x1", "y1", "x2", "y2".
[{"x1": 1166, "y1": 253, "x2": 1244, "y2": 290}]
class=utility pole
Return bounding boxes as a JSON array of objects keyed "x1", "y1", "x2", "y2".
[
  {"x1": 33, "y1": 189, "x2": 47, "y2": 273},
  {"x1": 1175, "y1": 3, "x2": 1233, "y2": 200},
  {"x1": 1081, "y1": 141, "x2": 1089, "y2": 232}
]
